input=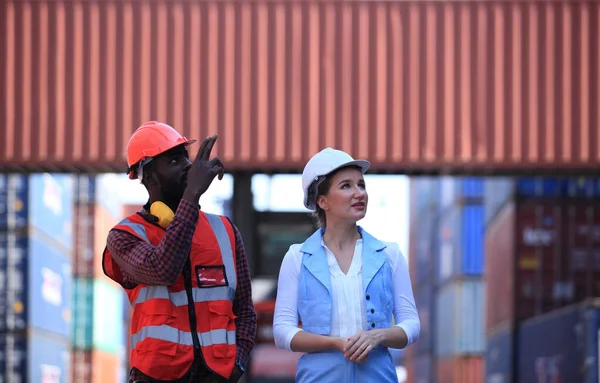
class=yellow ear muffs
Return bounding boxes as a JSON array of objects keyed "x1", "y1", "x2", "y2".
[{"x1": 150, "y1": 201, "x2": 175, "y2": 229}]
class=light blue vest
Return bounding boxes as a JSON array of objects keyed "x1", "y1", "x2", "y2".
[
  {"x1": 295, "y1": 227, "x2": 398, "y2": 383},
  {"x1": 297, "y1": 226, "x2": 394, "y2": 336}
]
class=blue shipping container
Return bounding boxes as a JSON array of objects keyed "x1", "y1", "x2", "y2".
[
  {"x1": 29, "y1": 236, "x2": 72, "y2": 338},
  {"x1": 29, "y1": 173, "x2": 74, "y2": 252},
  {"x1": 517, "y1": 299, "x2": 600, "y2": 383},
  {"x1": 439, "y1": 176, "x2": 484, "y2": 211},
  {"x1": 435, "y1": 280, "x2": 485, "y2": 357},
  {"x1": 516, "y1": 178, "x2": 564, "y2": 198},
  {"x1": 410, "y1": 177, "x2": 441, "y2": 217},
  {"x1": 0, "y1": 330, "x2": 71, "y2": 383},
  {"x1": 485, "y1": 325, "x2": 514, "y2": 383},
  {"x1": 0, "y1": 233, "x2": 72, "y2": 338},
  {"x1": 414, "y1": 207, "x2": 438, "y2": 287},
  {"x1": 0, "y1": 174, "x2": 28, "y2": 231},
  {"x1": 438, "y1": 204, "x2": 485, "y2": 282}
]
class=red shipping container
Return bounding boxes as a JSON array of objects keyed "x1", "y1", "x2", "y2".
[
  {"x1": 564, "y1": 203, "x2": 600, "y2": 301},
  {"x1": 436, "y1": 355, "x2": 484, "y2": 383},
  {"x1": 485, "y1": 202, "x2": 516, "y2": 333},
  {"x1": 486, "y1": 198, "x2": 569, "y2": 334}
]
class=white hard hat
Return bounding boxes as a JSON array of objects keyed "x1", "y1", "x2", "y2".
[{"x1": 301, "y1": 147, "x2": 370, "y2": 210}]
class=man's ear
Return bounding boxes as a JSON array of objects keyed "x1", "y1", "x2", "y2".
[{"x1": 142, "y1": 170, "x2": 158, "y2": 186}]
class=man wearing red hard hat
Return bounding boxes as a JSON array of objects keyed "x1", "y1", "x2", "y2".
[{"x1": 102, "y1": 121, "x2": 257, "y2": 383}]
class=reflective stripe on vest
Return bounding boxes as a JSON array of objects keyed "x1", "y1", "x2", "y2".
[
  {"x1": 135, "y1": 285, "x2": 235, "y2": 306},
  {"x1": 131, "y1": 325, "x2": 236, "y2": 350}
]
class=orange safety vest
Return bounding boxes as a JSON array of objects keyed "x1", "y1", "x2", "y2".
[{"x1": 102, "y1": 211, "x2": 238, "y2": 381}]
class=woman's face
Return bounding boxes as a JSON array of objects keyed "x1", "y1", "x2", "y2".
[{"x1": 317, "y1": 167, "x2": 368, "y2": 224}]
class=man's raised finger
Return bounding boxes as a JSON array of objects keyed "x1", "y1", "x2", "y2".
[
  {"x1": 196, "y1": 136, "x2": 211, "y2": 161},
  {"x1": 202, "y1": 134, "x2": 219, "y2": 160}
]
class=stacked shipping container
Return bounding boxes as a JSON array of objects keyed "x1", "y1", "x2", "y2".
[
  {"x1": 484, "y1": 177, "x2": 600, "y2": 382},
  {"x1": 71, "y1": 175, "x2": 126, "y2": 383},
  {"x1": 0, "y1": 173, "x2": 74, "y2": 382},
  {"x1": 405, "y1": 176, "x2": 486, "y2": 383}
]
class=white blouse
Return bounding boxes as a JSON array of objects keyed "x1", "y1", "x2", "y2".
[{"x1": 273, "y1": 239, "x2": 420, "y2": 351}]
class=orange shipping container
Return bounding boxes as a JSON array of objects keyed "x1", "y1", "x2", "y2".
[
  {"x1": 72, "y1": 349, "x2": 124, "y2": 383},
  {"x1": 2, "y1": 0, "x2": 600, "y2": 174},
  {"x1": 93, "y1": 203, "x2": 120, "y2": 288},
  {"x1": 436, "y1": 356, "x2": 484, "y2": 383}
]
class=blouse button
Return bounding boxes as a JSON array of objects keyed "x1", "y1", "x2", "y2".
[
  {"x1": 371, "y1": 323, "x2": 376, "y2": 328},
  {"x1": 371, "y1": 309, "x2": 375, "y2": 314},
  {"x1": 366, "y1": 295, "x2": 370, "y2": 300}
]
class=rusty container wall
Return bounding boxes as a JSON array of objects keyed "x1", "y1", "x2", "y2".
[
  {"x1": 2, "y1": 0, "x2": 600, "y2": 173},
  {"x1": 485, "y1": 201, "x2": 516, "y2": 334}
]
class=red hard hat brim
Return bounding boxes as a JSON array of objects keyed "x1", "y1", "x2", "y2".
[{"x1": 127, "y1": 139, "x2": 196, "y2": 179}]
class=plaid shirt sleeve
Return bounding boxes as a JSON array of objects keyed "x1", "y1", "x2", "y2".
[
  {"x1": 106, "y1": 199, "x2": 199, "y2": 287},
  {"x1": 228, "y1": 221, "x2": 258, "y2": 368}
]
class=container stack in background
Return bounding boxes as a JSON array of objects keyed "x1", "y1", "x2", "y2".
[
  {"x1": 0, "y1": 174, "x2": 74, "y2": 383},
  {"x1": 404, "y1": 176, "x2": 486, "y2": 383},
  {"x1": 484, "y1": 177, "x2": 600, "y2": 382},
  {"x1": 71, "y1": 175, "x2": 126, "y2": 383}
]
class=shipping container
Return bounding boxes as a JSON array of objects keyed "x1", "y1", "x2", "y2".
[
  {"x1": 72, "y1": 277, "x2": 125, "y2": 354},
  {"x1": 248, "y1": 344, "x2": 300, "y2": 382},
  {"x1": 28, "y1": 173, "x2": 74, "y2": 252},
  {"x1": 0, "y1": 174, "x2": 28, "y2": 231},
  {"x1": 0, "y1": 232, "x2": 72, "y2": 338},
  {"x1": 3, "y1": 1, "x2": 600, "y2": 174},
  {"x1": 438, "y1": 203, "x2": 485, "y2": 283},
  {"x1": 28, "y1": 236, "x2": 72, "y2": 338},
  {"x1": 439, "y1": 177, "x2": 484, "y2": 212},
  {"x1": 410, "y1": 178, "x2": 440, "y2": 221},
  {"x1": 517, "y1": 299, "x2": 600, "y2": 383},
  {"x1": 74, "y1": 175, "x2": 96, "y2": 204},
  {"x1": 435, "y1": 280, "x2": 485, "y2": 357},
  {"x1": 414, "y1": 284, "x2": 434, "y2": 354},
  {"x1": 483, "y1": 177, "x2": 514, "y2": 226},
  {"x1": 0, "y1": 329, "x2": 71, "y2": 383},
  {"x1": 72, "y1": 348, "x2": 127, "y2": 383},
  {"x1": 436, "y1": 355, "x2": 484, "y2": 383},
  {"x1": 405, "y1": 352, "x2": 433, "y2": 383},
  {"x1": 73, "y1": 203, "x2": 95, "y2": 278},
  {"x1": 92, "y1": 204, "x2": 120, "y2": 283},
  {"x1": 564, "y1": 202, "x2": 600, "y2": 302},
  {"x1": 484, "y1": 324, "x2": 514, "y2": 383}
]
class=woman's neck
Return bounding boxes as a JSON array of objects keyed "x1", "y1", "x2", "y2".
[{"x1": 322, "y1": 220, "x2": 360, "y2": 251}]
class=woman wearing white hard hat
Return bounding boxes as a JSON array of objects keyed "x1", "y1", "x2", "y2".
[{"x1": 272, "y1": 148, "x2": 420, "y2": 382}]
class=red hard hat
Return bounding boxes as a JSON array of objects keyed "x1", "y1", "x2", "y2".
[{"x1": 126, "y1": 121, "x2": 196, "y2": 179}]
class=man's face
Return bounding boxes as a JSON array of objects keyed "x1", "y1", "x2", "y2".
[{"x1": 152, "y1": 145, "x2": 192, "y2": 204}]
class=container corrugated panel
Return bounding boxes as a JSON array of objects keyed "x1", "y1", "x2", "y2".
[
  {"x1": 438, "y1": 203, "x2": 485, "y2": 282},
  {"x1": 72, "y1": 349, "x2": 92, "y2": 383},
  {"x1": 2, "y1": 232, "x2": 29, "y2": 332},
  {"x1": 414, "y1": 285, "x2": 434, "y2": 354},
  {"x1": 516, "y1": 178, "x2": 565, "y2": 198},
  {"x1": 3, "y1": 1, "x2": 600, "y2": 174},
  {"x1": 93, "y1": 279, "x2": 124, "y2": 354},
  {"x1": 0, "y1": 331, "x2": 27, "y2": 383},
  {"x1": 74, "y1": 175, "x2": 96, "y2": 204},
  {"x1": 28, "y1": 235, "x2": 72, "y2": 339},
  {"x1": 29, "y1": 174, "x2": 74, "y2": 253},
  {"x1": 408, "y1": 353, "x2": 433, "y2": 383},
  {"x1": 92, "y1": 349, "x2": 123, "y2": 383},
  {"x1": 0, "y1": 174, "x2": 28, "y2": 231},
  {"x1": 485, "y1": 324, "x2": 514, "y2": 383},
  {"x1": 72, "y1": 278, "x2": 94, "y2": 350},
  {"x1": 485, "y1": 202, "x2": 516, "y2": 333},
  {"x1": 28, "y1": 330, "x2": 71, "y2": 383},
  {"x1": 73, "y1": 203, "x2": 95, "y2": 278},
  {"x1": 564, "y1": 202, "x2": 600, "y2": 302},
  {"x1": 514, "y1": 201, "x2": 565, "y2": 321},
  {"x1": 484, "y1": 177, "x2": 514, "y2": 226},
  {"x1": 410, "y1": 178, "x2": 440, "y2": 219},
  {"x1": 440, "y1": 177, "x2": 484, "y2": 211},
  {"x1": 518, "y1": 299, "x2": 600, "y2": 383},
  {"x1": 436, "y1": 356, "x2": 484, "y2": 383},
  {"x1": 92, "y1": 204, "x2": 119, "y2": 282},
  {"x1": 435, "y1": 280, "x2": 485, "y2": 357}
]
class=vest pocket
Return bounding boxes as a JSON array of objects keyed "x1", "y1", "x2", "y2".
[
  {"x1": 298, "y1": 299, "x2": 329, "y2": 334},
  {"x1": 207, "y1": 302, "x2": 236, "y2": 358}
]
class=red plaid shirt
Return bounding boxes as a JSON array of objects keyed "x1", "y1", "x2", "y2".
[{"x1": 106, "y1": 199, "x2": 256, "y2": 382}]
